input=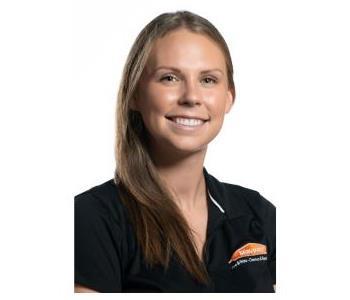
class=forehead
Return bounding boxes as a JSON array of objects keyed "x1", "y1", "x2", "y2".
[{"x1": 145, "y1": 28, "x2": 226, "y2": 74}]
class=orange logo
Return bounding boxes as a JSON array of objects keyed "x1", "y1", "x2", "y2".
[{"x1": 228, "y1": 243, "x2": 267, "y2": 264}]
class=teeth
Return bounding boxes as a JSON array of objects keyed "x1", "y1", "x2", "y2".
[{"x1": 173, "y1": 117, "x2": 204, "y2": 126}]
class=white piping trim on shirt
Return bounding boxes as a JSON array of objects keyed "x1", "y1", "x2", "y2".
[{"x1": 208, "y1": 190, "x2": 225, "y2": 213}]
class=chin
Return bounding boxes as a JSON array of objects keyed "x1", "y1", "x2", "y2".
[{"x1": 167, "y1": 141, "x2": 208, "y2": 155}]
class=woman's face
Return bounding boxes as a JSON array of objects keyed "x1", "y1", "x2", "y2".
[{"x1": 132, "y1": 28, "x2": 234, "y2": 156}]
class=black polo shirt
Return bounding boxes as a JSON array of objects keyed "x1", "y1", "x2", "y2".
[{"x1": 75, "y1": 167, "x2": 276, "y2": 292}]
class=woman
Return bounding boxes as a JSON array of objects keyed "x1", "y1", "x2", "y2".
[{"x1": 74, "y1": 10, "x2": 276, "y2": 293}]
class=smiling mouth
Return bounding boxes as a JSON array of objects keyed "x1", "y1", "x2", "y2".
[{"x1": 165, "y1": 116, "x2": 209, "y2": 127}]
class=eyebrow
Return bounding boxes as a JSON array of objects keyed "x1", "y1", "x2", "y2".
[{"x1": 153, "y1": 66, "x2": 224, "y2": 75}]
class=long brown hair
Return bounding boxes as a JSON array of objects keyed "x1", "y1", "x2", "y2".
[{"x1": 114, "y1": 10, "x2": 235, "y2": 285}]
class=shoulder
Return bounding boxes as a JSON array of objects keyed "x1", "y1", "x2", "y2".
[
  {"x1": 227, "y1": 181, "x2": 275, "y2": 212},
  {"x1": 205, "y1": 169, "x2": 275, "y2": 219},
  {"x1": 74, "y1": 179, "x2": 128, "y2": 228},
  {"x1": 223, "y1": 181, "x2": 275, "y2": 222},
  {"x1": 205, "y1": 169, "x2": 275, "y2": 226},
  {"x1": 205, "y1": 169, "x2": 276, "y2": 240},
  {"x1": 75, "y1": 178, "x2": 118, "y2": 203}
]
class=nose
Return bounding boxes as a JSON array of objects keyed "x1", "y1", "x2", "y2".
[{"x1": 179, "y1": 78, "x2": 202, "y2": 106}]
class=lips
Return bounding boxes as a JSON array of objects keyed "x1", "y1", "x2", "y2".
[
  {"x1": 165, "y1": 115, "x2": 210, "y2": 122},
  {"x1": 165, "y1": 116, "x2": 209, "y2": 129}
]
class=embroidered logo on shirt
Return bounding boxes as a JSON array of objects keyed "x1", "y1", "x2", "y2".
[{"x1": 228, "y1": 243, "x2": 267, "y2": 269}]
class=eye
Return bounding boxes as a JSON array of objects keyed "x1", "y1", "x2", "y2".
[
  {"x1": 202, "y1": 77, "x2": 217, "y2": 84},
  {"x1": 160, "y1": 74, "x2": 179, "y2": 82}
]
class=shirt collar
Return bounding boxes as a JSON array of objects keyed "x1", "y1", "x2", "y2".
[{"x1": 203, "y1": 166, "x2": 251, "y2": 221}]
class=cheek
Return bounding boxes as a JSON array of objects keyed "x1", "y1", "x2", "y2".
[
  {"x1": 206, "y1": 90, "x2": 229, "y2": 117},
  {"x1": 143, "y1": 85, "x2": 178, "y2": 115}
]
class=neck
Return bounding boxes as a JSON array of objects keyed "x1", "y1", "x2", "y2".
[{"x1": 150, "y1": 144, "x2": 208, "y2": 211}]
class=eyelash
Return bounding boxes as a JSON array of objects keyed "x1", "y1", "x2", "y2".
[{"x1": 160, "y1": 74, "x2": 217, "y2": 84}]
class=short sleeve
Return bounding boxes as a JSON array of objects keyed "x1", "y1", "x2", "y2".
[
  {"x1": 74, "y1": 192, "x2": 123, "y2": 292},
  {"x1": 258, "y1": 194, "x2": 276, "y2": 284}
]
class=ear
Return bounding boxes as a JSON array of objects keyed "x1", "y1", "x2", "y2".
[{"x1": 225, "y1": 88, "x2": 235, "y2": 114}]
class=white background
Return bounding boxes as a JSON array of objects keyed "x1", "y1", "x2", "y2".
[{"x1": 0, "y1": 0, "x2": 349, "y2": 299}]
